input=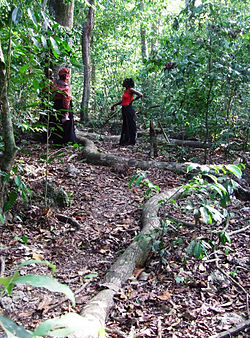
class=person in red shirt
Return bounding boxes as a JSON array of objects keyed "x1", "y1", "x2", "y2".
[
  {"x1": 51, "y1": 67, "x2": 76, "y2": 144},
  {"x1": 111, "y1": 78, "x2": 143, "y2": 146}
]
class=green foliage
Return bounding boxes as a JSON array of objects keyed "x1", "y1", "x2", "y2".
[
  {"x1": 1, "y1": 170, "x2": 31, "y2": 213},
  {"x1": 184, "y1": 163, "x2": 244, "y2": 225},
  {"x1": 0, "y1": 259, "x2": 78, "y2": 337},
  {"x1": 129, "y1": 172, "x2": 160, "y2": 196},
  {"x1": 132, "y1": 163, "x2": 244, "y2": 266}
]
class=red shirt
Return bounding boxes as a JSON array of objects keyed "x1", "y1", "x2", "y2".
[
  {"x1": 122, "y1": 88, "x2": 133, "y2": 106},
  {"x1": 53, "y1": 79, "x2": 71, "y2": 109}
]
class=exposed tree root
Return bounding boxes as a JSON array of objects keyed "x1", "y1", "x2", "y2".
[
  {"x1": 70, "y1": 182, "x2": 182, "y2": 337},
  {"x1": 77, "y1": 130, "x2": 210, "y2": 148},
  {"x1": 76, "y1": 130, "x2": 187, "y2": 174},
  {"x1": 76, "y1": 130, "x2": 249, "y2": 201},
  {"x1": 214, "y1": 319, "x2": 250, "y2": 338}
]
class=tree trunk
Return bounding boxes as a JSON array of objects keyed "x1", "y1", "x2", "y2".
[
  {"x1": 149, "y1": 120, "x2": 158, "y2": 158},
  {"x1": 49, "y1": 0, "x2": 74, "y2": 29},
  {"x1": 80, "y1": 1, "x2": 94, "y2": 123},
  {"x1": 0, "y1": 41, "x2": 18, "y2": 214}
]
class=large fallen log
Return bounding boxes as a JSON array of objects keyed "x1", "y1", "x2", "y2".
[
  {"x1": 76, "y1": 130, "x2": 250, "y2": 201},
  {"x1": 77, "y1": 130, "x2": 210, "y2": 148},
  {"x1": 70, "y1": 187, "x2": 182, "y2": 338},
  {"x1": 76, "y1": 131, "x2": 188, "y2": 174}
]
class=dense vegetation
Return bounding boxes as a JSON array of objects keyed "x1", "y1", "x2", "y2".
[{"x1": 0, "y1": 0, "x2": 249, "y2": 146}]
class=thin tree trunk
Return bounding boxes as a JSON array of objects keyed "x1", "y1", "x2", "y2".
[
  {"x1": 49, "y1": 0, "x2": 74, "y2": 29},
  {"x1": 80, "y1": 1, "x2": 94, "y2": 123},
  {"x1": 149, "y1": 120, "x2": 158, "y2": 158},
  {"x1": 140, "y1": 1, "x2": 147, "y2": 60},
  {"x1": 0, "y1": 41, "x2": 18, "y2": 214},
  {"x1": 204, "y1": 33, "x2": 214, "y2": 164}
]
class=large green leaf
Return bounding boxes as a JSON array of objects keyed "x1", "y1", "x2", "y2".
[
  {"x1": 0, "y1": 314, "x2": 32, "y2": 338},
  {"x1": 27, "y1": 8, "x2": 37, "y2": 27},
  {"x1": 50, "y1": 37, "x2": 60, "y2": 58},
  {"x1": 14, "y1": 275, "x2": 75, "y2": 306},
  {"x1": 11, "y1": 7, "x2": 22, "y2": 25},
  {"x1": 225, "y1": 164, "x2": 242, "y2": 179},
  {"x1": 34, "y1": 313, "x2": 85, "y2": 336}
]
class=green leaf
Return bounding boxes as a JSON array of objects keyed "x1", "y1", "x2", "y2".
[
  {"x1": 19, "y1": 65, "x2": 29, "y2": 74},
  {"x1": 41, "y1": 35, "x2": 47, "y2": 49},
  {"x1": 194, "y1": 241, "x2": 202, "y2": 258},
  {"x1": 186, "y1": 240, "x2": 196, "y2": 256},
  {"x1": 0, "y1": 314, "x2": 32, "y2": 338},
  {"x1": 11, "y1": 7, "x2": 22, "y2": 25},
  {"x1": 14, "y1": 175, "x2": 22, "y2": 188},
  {"x1": 3, "y1": 191, "x2": 18, "y2": 212},
  {"x1": 225, "y1": 164, "x2": 242, "y2": 179},
  {"x1": 186, "y1": 163, "x2": 199, "y2": 173},
  {"x1": 18, "y1": 260, "x2": 56, "y2": 274},
  {"x1": 98, "y1": 328, "x2": 106, "y2": 338},
  {"x1": 200, "y1": 207, "x2": 211, "y2": 225},
  {"x1": 50, "y1": 37, "x2": 60, "y2": 58},
  {"x1": 83, "y1": 273, "x2": 98, "y2": 279},
  {"x1": 219, "y1": 231, "x2": 231, "y2": 245},
  {"x1": 0, "y1": 271, "x2": 20, "y2": 295},
  {"x1": 34, "y1": 313, "x2": 85, "y2": 336},
  {"x1": 0, "y1": 213, "x2": 5, "y2": 224},
  {"x1": 27, "y1": 8, "x2": 37, "y2": 27},
  {"x1": 14, "y1": 275, "x2": 75, "y2": 306}
]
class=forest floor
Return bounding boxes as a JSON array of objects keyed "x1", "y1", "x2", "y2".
[{"x1": 0, "y1": 131, "x2": 249, "y2": 337}]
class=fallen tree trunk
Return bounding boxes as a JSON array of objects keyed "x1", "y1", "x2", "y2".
[
  {"x1": 76, "y1": 130, "x2": 250, "y2": 201},
  {"x1": 78, "y1": 130, "x2": 210, "y2": 148},
  {"x1": 76, "y1": 131, "x2": 187, "y2": 174},
  {"x1": 70, "y1": 187, "x2": 182, "y2": 338}
]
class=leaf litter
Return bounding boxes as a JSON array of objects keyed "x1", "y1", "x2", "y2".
[{"x1": 0, "y1": 137, "x2": 249, "y2": 337}]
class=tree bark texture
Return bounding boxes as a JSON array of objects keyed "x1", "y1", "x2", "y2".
[
  {"x1": 0, "y1": 42, "x2": 18, "y2": 213},
  {"x1": 80, "y1": 1, "x2": 94, "y2": 123},
  {"x1": 49, "y1": 0, "x2": 74, "y2": 29}
]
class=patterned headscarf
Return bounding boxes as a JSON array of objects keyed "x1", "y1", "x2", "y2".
[{"x1": 58, "y1": 67, "x2": 71, "y2": 83}]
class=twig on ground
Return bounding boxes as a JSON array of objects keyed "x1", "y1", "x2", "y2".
[
  {"x1": 0, "y1": 256, "x2": 5, "y2": 276},
  {"x1": 157, "y1": 317, "x2": 163, "y2": 338},
  {"x1": 56, "y1": 213, "x2": 81, "y2": 230},
  {"x1": 106, "y1": 327, "x2": 127, "y2": 338},
  {"x1": 215, "y1": 318, "x2": 250, "y2": 338},
  {"x1": 215, "y1": 254, "x2": 250, "y2": 318},
  {"x1": 229, "y1": 224, "x2": 250, "y2": 236}
]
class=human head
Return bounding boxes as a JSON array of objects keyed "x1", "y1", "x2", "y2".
[
  {"x1": 58, "y1": 67, "x2": 71, "y2": 83},
  {"x1": 123, "y1": 78, "x2": 134, "y2": 88}
]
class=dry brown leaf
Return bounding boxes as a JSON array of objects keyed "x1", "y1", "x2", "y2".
[
  {"x1": 157, "y1": 290, "x2": 171, "y2": 301},
  {"x1": 32, "y1": 252, "x2": 44, "y2": 260}
]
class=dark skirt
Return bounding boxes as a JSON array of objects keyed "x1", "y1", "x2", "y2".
[
  {"x1": 120, "y1": 105, "x2": 137, "y2": 145},
  {"x1": 50, "y1": 100, "x2": 76, "y2": 144}
]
